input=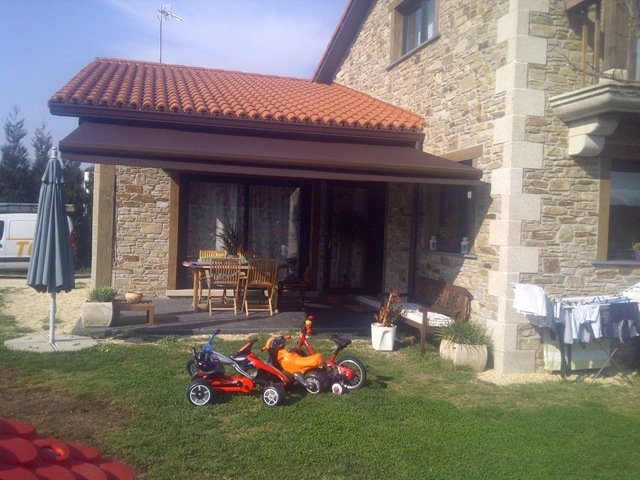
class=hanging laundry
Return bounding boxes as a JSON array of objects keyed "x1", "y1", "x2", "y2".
[{"x1": 513, "y1": 283, "x2": 548, "y2": 317}]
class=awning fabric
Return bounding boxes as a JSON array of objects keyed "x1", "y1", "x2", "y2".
[{"x1": 59, "y1": 122, "x2": 484, "y2": 185}]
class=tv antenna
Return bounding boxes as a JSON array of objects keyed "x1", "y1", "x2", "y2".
[{"x1": 158, "y1": 4, "x2": 183, "y2": 63}]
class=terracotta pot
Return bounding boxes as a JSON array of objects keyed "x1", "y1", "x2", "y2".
[{"x1": 125, "y1": 291, "x2": 143, "y2": 304}]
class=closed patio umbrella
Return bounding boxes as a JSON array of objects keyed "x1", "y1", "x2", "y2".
[{"x1": 26, "y1": 147, "x2": 75, "y2": 345}]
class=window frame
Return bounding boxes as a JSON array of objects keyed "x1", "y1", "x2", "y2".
[
  {"x1": 599, "y1": 157, "x2": 640, "y2": 261},
  {"x1": 389, "y1": 0, "x2": 439, "y2": 66}
]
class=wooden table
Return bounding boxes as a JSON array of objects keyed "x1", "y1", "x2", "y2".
[
  {"x1": 183, "y1": 261, "x2": 251, "y2": 312},
  {"x1": 183, "y1": 260, "x2": 285, "y2": 312},
  {"x1": 183, "y1": 261, "x2": 214, "y2": 311},
  {"x1": 115, "y1": 300, "x2": 155, "y2": 324}
]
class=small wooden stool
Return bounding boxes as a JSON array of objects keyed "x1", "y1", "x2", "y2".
[{"x1": 116, "y1": 301, "x2": 155, "y2": 324}]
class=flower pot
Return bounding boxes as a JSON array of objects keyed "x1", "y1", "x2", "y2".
[
  {"x1": 371, "y1": 323, "x2": 396, "y2": 351},
  {"x1": 635, "y1": 250, "x2": 640, "y2": 262},
  {"x1": 125, "y1": 291, "x2": 143, "y2": 304},
  {"x1": 81, "y1": 301, "x2": 115, "y2": 327},
  {"x1": 439, "y1": 339, "x2": 488, "y2": 372}
]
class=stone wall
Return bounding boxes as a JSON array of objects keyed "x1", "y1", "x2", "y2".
[
  {"x1": 113, "y1": 166, "x2": 171, "y2": 298},
  {"x1": 334, "y1": 0, "x2": 640, "y2": 372}
]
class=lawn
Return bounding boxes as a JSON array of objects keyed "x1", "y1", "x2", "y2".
[{"x1": 1, "y1": 288, "x2": 640, "y2": 479}]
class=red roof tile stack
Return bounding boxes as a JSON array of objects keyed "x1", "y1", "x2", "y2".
[{"x1": 0, "y1": 418, "x2": 135, "y2": 479}]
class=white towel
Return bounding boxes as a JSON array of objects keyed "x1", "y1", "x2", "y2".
[{"x1": 513, "y1": 284, "x2": 548, "y2": 316}]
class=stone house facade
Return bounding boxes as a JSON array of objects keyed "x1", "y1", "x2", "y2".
[
  {"x1": 51, "y1": 0, "x2": 640, "y2": 374},
  {"x1": 317, "y1": 0, "x2": 640, "y2": 372}
]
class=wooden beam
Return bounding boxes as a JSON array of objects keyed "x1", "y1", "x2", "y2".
[{"x1": 91, "y1": 163, "x2": 115, "y2": 289}]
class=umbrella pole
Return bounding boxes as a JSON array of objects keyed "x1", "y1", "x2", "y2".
[{"x1": 49, "y1": 291, "x2": 56, "y2": 345}]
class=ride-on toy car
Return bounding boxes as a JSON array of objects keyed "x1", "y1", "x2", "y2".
[{"x1": 187, "y1": 330, "x2": 292, "y2": 407}]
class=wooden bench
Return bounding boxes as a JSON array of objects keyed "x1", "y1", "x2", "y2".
[
  {"x1": 116, "y1": 300, "x2": 155, "y2": 325},
  {"x1": 396, "y1": 277, "x2": 472, "y2": 354}
]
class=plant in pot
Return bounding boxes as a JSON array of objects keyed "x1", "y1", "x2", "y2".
[
  {"x1": 371, "y1": 290, "x2": 403, "y2": 351},
  {"x1": 81, "y1": 286, "x2": 118, "y2": 327},
  {"x1": 213, "y1": 223, "x2": 244, "y2": 257},
  {"x1": 438, "y1": 214, "x2": 462, "y2": 253},
  {"x1": 632, "y1": 242, "x2": 640, "y2": 262},
  {"x1": 435, "y1": 320, "x2": 492, "y2": 372}
]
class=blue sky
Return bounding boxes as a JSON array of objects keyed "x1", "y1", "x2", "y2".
[{"x1": 0, "y1": 0, "x2": 348, "y2": 157}]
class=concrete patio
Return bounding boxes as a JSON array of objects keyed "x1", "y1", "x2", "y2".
[{"x1": 74, "y1": 295, "x2": 382, "y2": 338}]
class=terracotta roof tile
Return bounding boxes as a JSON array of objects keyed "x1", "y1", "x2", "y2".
[{"x1": 50, "y1": 58, "x2": 423, "y2": 132}]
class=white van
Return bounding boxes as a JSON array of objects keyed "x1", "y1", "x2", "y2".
[{"x1": 0, "y1": 204, "x2": 74, "y2": 271}]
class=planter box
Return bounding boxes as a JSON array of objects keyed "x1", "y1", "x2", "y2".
[
  {"x1": 81, "y1": 301, "x2": 115, "y2": 327},
  {"x1": 439, "y1": 339, "x2": 488, "y2": 372},
  {"x1": 437, "y1": 239, "x2": 460, "y2": 253},
  {"x1": 371, "y1": 323, "x2": 396, "y2": 351}
]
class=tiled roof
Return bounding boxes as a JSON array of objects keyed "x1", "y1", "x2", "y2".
[{"x1": 50, "y1": 58, "x2": 423, "y2": 132}]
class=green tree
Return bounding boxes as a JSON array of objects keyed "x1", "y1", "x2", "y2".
[
  {"x1": 31, "y1": 122, "x2": 52, "y2": 181},
  {"x1": 0, "y1": 107, "x2": 33, "y2": 202}
]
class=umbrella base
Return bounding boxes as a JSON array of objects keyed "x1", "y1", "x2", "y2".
[{"x1": 4, "y1": 334, "x2": 96, "y2": 352}]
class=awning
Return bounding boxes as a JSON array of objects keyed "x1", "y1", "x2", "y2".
[{"x1": 59, "y1": 122, "x2": 484, "y2": 185}]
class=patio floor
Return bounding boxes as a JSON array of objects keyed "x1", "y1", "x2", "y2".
[{"x1": 75, "y1": 295, "x2": 382, "y2": 338}]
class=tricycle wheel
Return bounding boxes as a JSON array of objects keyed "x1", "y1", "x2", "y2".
[
  {"x1": 337, "y1": 356, "x2": 367, "y2": 390},
  {"x1": 262, "y1": 384, "x2": 286, "y2": 406},
  {"x1": 304, "y1": 370, "x2": 327, "y2": 394},
  {"x1": 187, "y1": 379, "x2": 214, "y2": 406}
]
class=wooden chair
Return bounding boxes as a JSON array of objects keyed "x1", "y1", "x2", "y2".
[
  {"x1": 197, "y1": 250, "x2": 227, "y2": 304},
  {"x1": 198, "y1": 249, "x2": 226, "y2": 261},
  {"x1": 278, "y1": 265, "x2": 313, "y2": 308},
  {"x1": 207, "y1": 257, "x2": 243, "y2": 315},
  {"x1": 240, "y1": 251, "x2": 263, "y2": 261},
  {"x1": 242, "y1": 258, "x2": 278, "y2": 316}
]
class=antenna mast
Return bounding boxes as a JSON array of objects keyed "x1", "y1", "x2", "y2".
[{"x1": 158, "y1": 4, "x2": 183, "y2": 63}]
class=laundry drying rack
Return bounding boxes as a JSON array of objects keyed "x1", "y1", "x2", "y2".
[{"x1": 513, "y1": 282, "x2": 640, "y2": 383}]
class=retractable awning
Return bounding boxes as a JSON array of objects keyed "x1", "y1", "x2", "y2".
[{"x1": 59, "y1": 122, "x2": 484, "y2": 185}]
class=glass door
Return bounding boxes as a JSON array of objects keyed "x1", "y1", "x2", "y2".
[{"x1": 325, "y1": 184, "x2": 384, "y2": 295}]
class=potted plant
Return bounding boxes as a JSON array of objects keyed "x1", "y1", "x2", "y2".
[
  {"x1": 214, "y1": 223, "x2": 244, "y2": 256},
  {"x1": 81, "y1": 286, "x2": 118, "y2": 327},
  {"x1": 632, "y1": 242, "x2": 640, "y2": 262},
  {"x1": 435, "y1": 320, "x2": 492, "y2": 372},
  {"x1": 371, "y1": 290, "x2": 403, "y2": 351},
  {"x1": 438, "y1": 214, "x2": 462, "y2": 253}
]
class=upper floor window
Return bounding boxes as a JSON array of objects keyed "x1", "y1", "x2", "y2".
[
  {"x1": 401, "y1": 0, "x2": 436, "y2": 54},
  {"x1": 390, "y1": 0, "x2": 439, "y2": 64},
  {"x1": 568, "y1": 0, "x2": 640, "y2": 83},
  {"x1": 606, "y1": 160, "x2": 640, "y2": 260}
]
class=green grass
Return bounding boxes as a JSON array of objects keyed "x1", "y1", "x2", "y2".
[{"x1": 1, "y1": 288, "x2": 640, "y2": 479}]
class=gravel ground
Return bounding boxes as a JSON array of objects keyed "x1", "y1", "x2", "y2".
[{"x1": 1, "y1": 277, "x2": 90, "y2": 334}]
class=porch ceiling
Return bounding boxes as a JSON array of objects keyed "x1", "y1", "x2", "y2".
[{"x1": 59, "y1": 122, "x2": 484, "y2": 185}]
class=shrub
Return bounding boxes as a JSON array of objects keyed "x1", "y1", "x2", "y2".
[{"x1": 87, "y1": 286, "x2": 118, "y2": 302}]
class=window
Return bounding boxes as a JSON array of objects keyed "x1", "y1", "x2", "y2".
[
  {"x1": 417, "y1": 181, "x2": 475, "y2": 254},
  {"x1": 186, "y1": 180, "x2": 305, "y2": 266},
  {"x1": 606, "y1": 160, "x2": 640, "y2": 259},
  {"x1": 390, "y1": 0, "x2": 438, "y2": 63},
  {"x1": 571, "y1": 0, "x2": 640, "y2": 83},
  {"x1": 401, "y1": 0, "x2": 436, "y2": 54}
]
